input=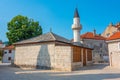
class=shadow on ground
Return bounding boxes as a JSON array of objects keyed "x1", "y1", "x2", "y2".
[{"x1": 0, "y1": 63, "x2": 120, "y2": 80}]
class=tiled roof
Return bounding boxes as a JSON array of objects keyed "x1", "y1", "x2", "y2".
[
  {"x1": 81, "y1": 32, "x2": 106, "y2": 40},
  {"x1": 14, "y1": 32, "x2": 71, "y2": 45},
  {"x1": 107, "y1": 31, "x2": 120, "y2": 40},
  {"x1": 3, "y1": 45, "x2": 14, "y2": 50}
]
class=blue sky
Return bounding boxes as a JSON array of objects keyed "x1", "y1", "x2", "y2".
[{"x1": 1, "y1": 0, "x2": 120, "y2": 41}]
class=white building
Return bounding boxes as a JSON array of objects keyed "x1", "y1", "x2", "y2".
[
  {"x1": 2, "y1": 45, "x2": 15, "y2": 63},
  {"x1": 106, "y1": 31, "x2": 120, "y2": 68}
]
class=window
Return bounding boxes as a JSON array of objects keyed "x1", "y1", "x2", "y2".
[
  {"x1": 9, "y1": 50, "x2": 12, "y2": 53},
  {"x1": 4, "y1": 52, "x2": 7, "y2": 54},
  {"x1": 8, "y1": 57, "x2": 11, "y2": 61}
]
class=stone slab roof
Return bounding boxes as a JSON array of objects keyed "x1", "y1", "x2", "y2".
[
  {"x1": 14, "y1": 32, "x2": 92, "y2": 49},
  {"x1": 14, "y1": 32, "x2": 71, "y2": 45}
]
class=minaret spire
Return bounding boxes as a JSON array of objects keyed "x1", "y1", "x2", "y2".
[
  {"x1": 72, "y1": 8, "x2": 82, "y2": 43},
  {"x1": 74, "y1": 8, "x2": 79, "y2": 18}
]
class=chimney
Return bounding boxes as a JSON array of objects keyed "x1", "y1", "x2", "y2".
[{"x1": 93, "y1": 29, "x2": 96, "y2": 36}]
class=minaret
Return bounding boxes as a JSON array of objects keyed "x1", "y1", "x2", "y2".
[{"x1": 72, "y1": 8, "x2": 82, "y2": 42}]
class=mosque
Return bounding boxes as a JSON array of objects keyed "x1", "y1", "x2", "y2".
[{"x1": 13, "y1": 8, "x2": 93, "y2": 71}]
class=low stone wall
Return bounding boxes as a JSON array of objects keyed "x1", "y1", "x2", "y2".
[
  {"x1": 72, "y1": 62, "x2": 83, "y2": 70},
  {"x1": 86, "y1": 61, "x2": 93, "y2": 66}
]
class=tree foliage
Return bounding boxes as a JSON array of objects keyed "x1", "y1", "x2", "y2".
[{"x1": 6, "y1": 15, "x2": 42, "y2": 44}]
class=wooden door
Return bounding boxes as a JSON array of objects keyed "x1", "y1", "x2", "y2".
[{"x1": 83, "y1": 49, "x2": 86, "y2": 66}]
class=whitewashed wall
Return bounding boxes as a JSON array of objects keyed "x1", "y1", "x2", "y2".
[{"x1": 2, "y1": 50, "x2": 15, "y2": 63}]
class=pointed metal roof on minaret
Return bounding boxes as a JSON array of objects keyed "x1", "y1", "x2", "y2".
[{"x1": 74, "y1": 8, "x2": 79, "y2": 18}]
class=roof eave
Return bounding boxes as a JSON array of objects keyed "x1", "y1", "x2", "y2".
[
  {"x1": 13, "y1": 40, "x2": 56, "y2": 45},
  {"x1": 106, "y1": 39, "x2": 120, "y2": 43},
  {"x1": 81, "y1": 38, "x2": 106, "y2": 40}
]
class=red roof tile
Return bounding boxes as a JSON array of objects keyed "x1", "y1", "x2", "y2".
[
  {"x1": 3, "y1": 45, "x2": 15, "y2": 50},
  {"x1": 80, "y1": 32, "x2": 106, "y2": 40},
  {"x1": 107, "y1": 31, "x2": 120, "y2": 40}
]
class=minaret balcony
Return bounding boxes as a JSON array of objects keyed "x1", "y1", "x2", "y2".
[{"x1": 72, "y1": 24, "x2": 82, "y2": 30}]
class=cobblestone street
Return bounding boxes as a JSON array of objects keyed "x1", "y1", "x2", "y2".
[{"x1": 0, "y1": 63, "x2": 120, "y2": 80}]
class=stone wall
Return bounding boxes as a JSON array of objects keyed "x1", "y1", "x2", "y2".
[
  {"x1": 54, "y1": 45, "x2": 72, "y2": 71},
  {"x1": 14, "y1": 43, "x2": 73, "y2": 71},
  {"x1": 14, "y1": 43, "x2": 55, "y2": 69},
  {"x1": 72, "y1": 62, "x2": 83, "y2": 70},
  {"x1": 14, "y1": 42, "x2": 93, "y2": 71},
  {"x1": 83, "y1": 39, "x2": 108, "y2": 62},
  {"x1": 110, "y1": 51, "x2": 120, "y2": 69},
  {"x1": 86, "y1": 61, "x2": 93, "y2": 66},
  {"x1": 108, "y1": 41, "x2": 120, "y2": 68},
  {"x1": 108, "y1": 42, "x2": 119, "y2": 53}
]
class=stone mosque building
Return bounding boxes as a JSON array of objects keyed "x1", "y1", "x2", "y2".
[{"x1": 13, "y1": 8, "x2": 93, "y2": 71}]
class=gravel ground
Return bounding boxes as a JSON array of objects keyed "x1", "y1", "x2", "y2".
[{"x1": 0, "y1": 63, "x2": 120, "y2": 80}]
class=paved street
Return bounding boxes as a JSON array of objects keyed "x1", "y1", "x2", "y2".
[{"x1": 0, "y1": 63, "x2": 120, "y2": 80}]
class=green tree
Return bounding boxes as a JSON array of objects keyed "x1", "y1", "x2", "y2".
[{"x1": 6, "y1": 15, "x2": 42, "y2": 44}]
